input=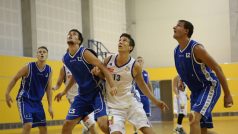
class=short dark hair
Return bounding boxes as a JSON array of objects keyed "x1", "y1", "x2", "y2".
[
  {"x1": 38, "y1": 46, "x2": 48, "y2": 52},
  {"x1": 179, "y1": 20, "x2": 194, "y2": 38},
  {"x1": 120, "y1": 33, "x2": 135, "y2": 53},
  {"x1": 69, "y1": 29, "x2": 83, "y2": 45}
]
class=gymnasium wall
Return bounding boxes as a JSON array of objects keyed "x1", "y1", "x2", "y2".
[
  {"x1": 134, "y1": 0, "x2": 231, "y2": 67},
  {"x1": 0, "y1": 55, "x2": 237, "y2": 123}
]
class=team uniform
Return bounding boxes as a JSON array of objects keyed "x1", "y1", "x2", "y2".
[
  {"x1": 16, "y1": 62, "x2": 51, "y2": 127},
  {"x1": 174, "y1": 86, "x2": 188, "y2": 116},
  {"x1": 63, "y1": 46, "x2": 106, "y2": 121},
  {"x1": 135, "y1": 70, "x2": 151, "y2": 117},
  {"x1": 106, "y1": 54, "x2": 150, "y2": 134},
  {"x1": 174, "y1": 40, "x2": 221, "y2": 128},
  {"x1": 63, "y1": 65, "x2": 95, "y2": 129}
]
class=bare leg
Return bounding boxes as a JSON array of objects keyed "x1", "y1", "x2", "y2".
[
  {"x1": 97, "y1": 115, "x2": 109, "y2": 134},
  {"x1": 22, "y1": 123, "x2": 32, "y2": 134},
  {"x1": 62, "y1": 117, "x2": 81, "y2": 134},
  {"x1": 88, "y1": 124, "x2": 97, "y2": 134},
  {"x1": 38, "y1": 126, "x2": 47, "y2": 134},
  {"x1": 189, "y1": 112, "x2": 202, "y2": 134},
  {"x1": 139, "y1": 126, "x2": 155, "y2": 134}
]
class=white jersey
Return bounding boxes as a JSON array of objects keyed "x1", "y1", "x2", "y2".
[
  {"x1": 64, "y1": 65, "x2": 78, "y2": 102},
  {"x1": 105, "y1": 54, "x2": 138, "y2": 109}
]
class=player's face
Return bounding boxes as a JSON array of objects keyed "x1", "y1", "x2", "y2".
[
  {"x1": 173, "y1": 22, "x2": 188, "y2": 39},
  {"x1": 136, "y1": 58, "x2": 144, "y2": 67},
  {"x1": 36, "y1": 48, "x2": 48, "y2": 61},
  {"x1": 118, "y1": 36, "x2": 132, "y2": 53},
  {"x1": 67, "y1": 31, "x2": 81, "y2": 46}
]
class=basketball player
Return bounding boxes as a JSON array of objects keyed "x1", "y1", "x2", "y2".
[
  {"x1": 54, "y1": 29, "x2": 117, "y2": 134},
  {"x1": 133, "y1": 56, "x2": 153, "y2": 134},
  {"x1": 52, "y1": 65, "x2": 97, "y2": 134},
  {"x1": 173, "y1": 75, "x2": 188, "y2": 134},
  {"x1": 92, "y1": 33, "x2": 168, "y2": 134},
  {"x1": 173, "y1": 20, "x2": 233, "y2": 134},
  {"x1": 5, "y1": 46, "x2": 53, "y2": 134}
]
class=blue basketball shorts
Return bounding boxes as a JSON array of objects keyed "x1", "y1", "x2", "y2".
[
  {"x1": 66, "y1": 88, "x2": 107, "y2": 121},
  {"x1": 191, "y1": 83, "x2": 221, "y2": 128},
  {"x1": 17, "y1": 97, "x2": 46, "y2": 128}
]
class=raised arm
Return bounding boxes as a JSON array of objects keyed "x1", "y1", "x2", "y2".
[
  {"x1": 54, "y1": 76, "x2": 76, "y2": 102},
  {"x1": 52, "y1": 66, "x2": 65, "y2": 90},
  {"x1": 133, "y1": 62, "x2": 168, "y2": 110},
  {"x1": 84, "y1": 50, "x2": 116, "y2": 96},
  {"x1": 5, "y1": 65, "x2": 28, "y2": 108},
  {"x1": 194, "y1": 44, "x2": 233, "y2": 107}
]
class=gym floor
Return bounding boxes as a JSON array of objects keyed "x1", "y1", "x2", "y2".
[{"x1": 0, "y1": 116, "x2": 236, "y2": 134}]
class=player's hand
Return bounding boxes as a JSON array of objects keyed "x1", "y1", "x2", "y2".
[
  {"x1": 5, "y1": 93, "x2": 13, "y2": 108},
  {"x1": 156, "y1": 100, "x2": 169, "y2": 111},
  {"x1": 48, "y1": 107, "x2": 54, "y2": 119},
  {"x1": 91, "y1": 66, "x2": 100, "y2": 76},
  {"x1": 224, "y1": 94, "x2": 233, "y2": 108},
  {"x1": 110, "y1": 87, "x2": 117, "y2": 96},
  {"x1": 54, "y1": 92, "x2": 66, "y2": 102},
  {"x1": 52, "y1": 85, "x2": 59, "y2": 91}
]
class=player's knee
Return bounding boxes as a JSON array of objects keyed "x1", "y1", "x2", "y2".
[
  {"x1": 98, "y1": 122, "x2": 109, "y2": 132},
  {"x1": 23, "y1": 123, "x2": 32, "y2": 131},
  {"x1": 62, "y1": 120, "x2": 75, "y2": 129},
  {"x1": 97, "y1": 116, "x2": 108, "y2": 129},
  {"x1": 189, "y1": 112, "x2": 201, "y2": 125}
]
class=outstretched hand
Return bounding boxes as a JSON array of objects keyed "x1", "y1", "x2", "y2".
[
  {"x1": 155, "y1": 100, "x2": 169, "y2": 111},
  {"x1": 48, "y1": 107, "x2": 54, "y2": 119},
  {"x1": 5, "y1": 94, "x2": 13, "y2": 108},
  {"x1": 54, "y1": 92, "x2": 65, "y2": 102}
]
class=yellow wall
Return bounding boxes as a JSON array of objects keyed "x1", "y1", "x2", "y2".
[
  {"x1": 146, "y1": 64, "x2": 238, "y2": 113},
  {"x1": 0, "y1": 55, "x2": 237, "y2": 123}
]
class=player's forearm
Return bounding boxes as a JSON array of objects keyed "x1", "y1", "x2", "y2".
[
  {"x1": 215, "y1": 66, "x2": 230, "y2": 95},
  {"x1": 139, "y1": 83, "x2": 158, "y2": 104},
  {"x1": 64, "y1": 78, "x2": 75, "y2": 93},
  {"x1": 102, "y1": 69, "x2": 115, "y2": 88},
  {"x1": 46, "y1": 88, "x2": 53, "y2": 107},
  {"x1": 5, "y1": 78, "x2": 17, "y2": 95}
]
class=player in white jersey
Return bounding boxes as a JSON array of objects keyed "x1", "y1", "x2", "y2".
[
  {"x1": 173, "y1": 75, "x2": 188, "y2": 134},
  {"x1": 52, "y1": 65, "x2": 97, "y2": 134},
  {"x1": 92, "y1": 33, "x2": 168, "y2": 134}
]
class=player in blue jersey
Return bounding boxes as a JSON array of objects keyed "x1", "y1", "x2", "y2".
[
  {"x1": 52, "y1": 65, "x2": 97, "y2": 134},
  {"x1": 133, "y1": 56, "x2": 153, "y2": 134},
  {"x1": 173, "y1": 20, "x2": 233, "y2": 134},
  {"x1": 5, "y1": 46, "x2": 53, "y2": 134},
  {"x1": 54, "y1": 29, "x2": 117, "y2": 134}
]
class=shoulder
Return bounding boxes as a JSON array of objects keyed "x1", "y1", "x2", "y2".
[{"x1": 132, "y1": 62, "x2": 142, "y2": 77}]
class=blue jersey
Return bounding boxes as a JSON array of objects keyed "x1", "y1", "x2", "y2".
[
  {"x1": 17, "y1": 62, "x2": 51, "y2": 101},
  {"x1": 135, "y1": 70, "x2": 149, "y2": 96},
  {"x1": 174, "y1": 40, "x2": 219, "y2": 94},
  {"x1": 63, "y1": 46, "x2": 101, "y2": 95}
]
